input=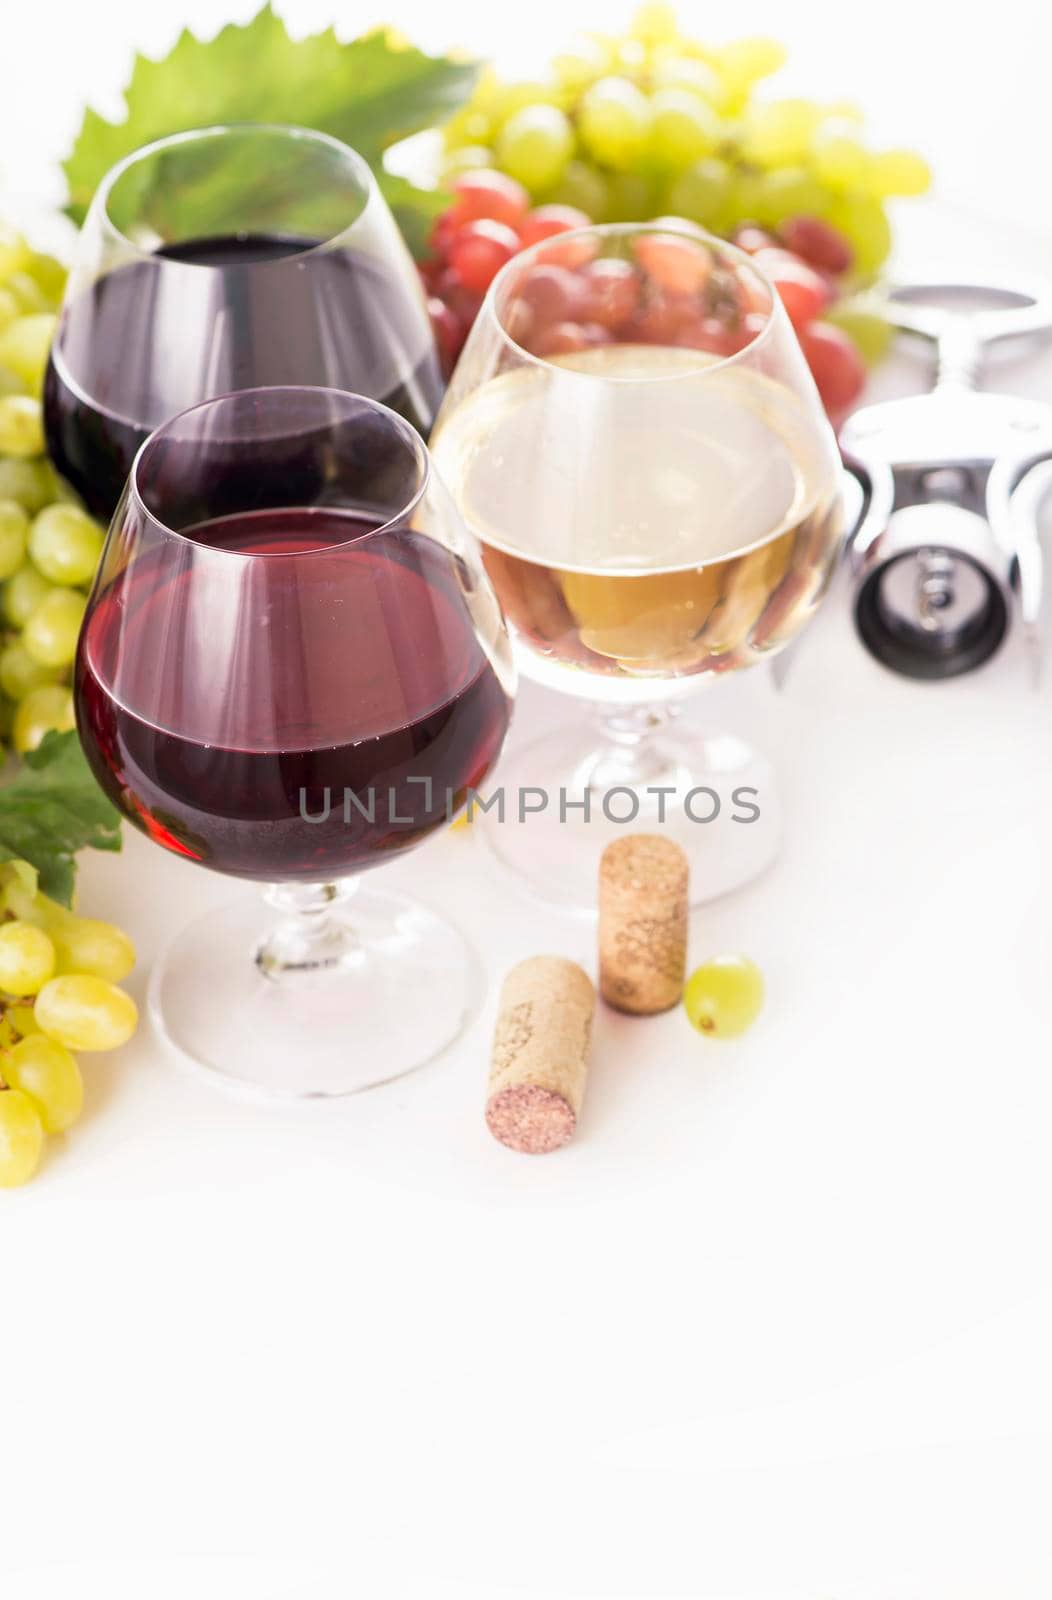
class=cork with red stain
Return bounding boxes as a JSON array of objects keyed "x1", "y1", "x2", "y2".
[{"x1": 486, "y1": 956, "x2": 595, "y2": 1154}]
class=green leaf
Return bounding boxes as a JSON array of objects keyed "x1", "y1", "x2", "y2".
[
  {"x1": 0, "y1": 731, "x2": 122, "y2": 907},
  {"x1": 62, "y1": 5, "x2": 475, "y2": 251}
]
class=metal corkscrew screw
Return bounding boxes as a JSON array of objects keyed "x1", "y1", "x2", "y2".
[{"x1": 839, "y1": 275, "x2": 1052, "y2": 679}]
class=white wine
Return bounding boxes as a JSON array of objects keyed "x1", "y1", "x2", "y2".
[{"x1": 432, "y1": 344, "x2": 843, "y2": 700}]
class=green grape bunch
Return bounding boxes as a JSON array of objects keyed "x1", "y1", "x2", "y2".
[
  {"x1": 0, "y1": 224, "x2": 108, "y2": 764},
  {"x1": 440, "y1": 3, "x2": 930, "y2": 277},
  {"x1": 0, "y1": 866, "x2": 138, "y2": 1186}
]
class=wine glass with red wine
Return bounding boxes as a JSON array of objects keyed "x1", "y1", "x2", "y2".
[
  {"x1": 45, "y1": 124, "x2": 443, "y2": 519},
  {"x1": 75, "y1": 388, "x2": 514, "y2": 1097}
]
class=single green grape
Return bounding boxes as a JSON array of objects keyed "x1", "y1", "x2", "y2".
[
  {"x1": 52, "y1": 918, "x2": 136, "y2": 984},
  {"x1": 0, "y1": 458, "x2": 53, "y2": 513},
  {"x1": 439, "y1": 145, "x2": 494, "y2": 182},
  {"x1": 551, "y1": 39, "x2": 607, "y2": 94},
  {"x1": 0, "y1": 395, "x2": 45, "y2": 458},
  {"x1": 29, "y1": 504, "x2": 104, "y2": 586},
  {"x1": 743, "y1": 98, "x2": 822, "y2": 167},
  {"x1": 605, "y1": 169, "x2": 659, "y2": 223},
  {"x1": 3, "y1": 1035, "x2": 82, "y2": 1134},
  {"x1": 0, "y1": 919, "x2": 56, "y2": 996},
  {"x1": 0, "y1": 641, "x2": 60, "y2": 701},
  {"x1": 629, "y1": 1, "x2": 679, "y2": 44},
  {"x1": 546, "y1": 160, "x2": 611, "y2": 221},
  {"x1": 753, "y1": 166, "x2": 828, "y2": 225},
  {"x1": 0, "y1": 225, "x2": 31, "y2": 281},
  {"x1": 825, "y1": 303, "x2": 893, "y2": 365},
  {"x1": 25, "y1": 252, "x2": 67, "y2": 302},
  {"x1": 812, "y1": 126, "x2": 870, "y2": 190},
  {"x1": 867, "y1": 148, "x2": 931, "y2": 198},
  {"x1": 648, "y1": 87, "x2": 721, "y2": 167},
  {"x1": 8, "y1": 1002, "x2": 39, "y2": 1037},
  {"x1": 2, "y1": 561, "x2": 53, "y2": 626},
  {"x1": 3, "y1": 273, "x2": 50, "y2": 316},
  {"x1": 34, "y1": 975, "x2": 139, "y2": 1052},
  {"x1": 0, "y1": 498, "x2": 29, "y2": 578},
  {"x1": 666, "y1": 158, "x2": 733, "y2": 226},
  {"x1": 22, "y1": 586, "x2": 86, "y2": 668},
  {"x1": 827, "y1": 192, "x2": 892, "y2": 275},
  {"x1": 0, "y1": 288, "x2": 19, "y2": 336},
  {"x1": 0, "y1": 1088, "x2": 44, "y2": 1187},
  {"x1": 0, "y1": 313, "x2": 56, "y2": 392},
  {"x1": 496, "y1": 105, "x2": 575, "y2": 193},
  {"x1": 650, "y1": 56, "x2": 727, "y2": 110},
  {"x1": 715, "y1": 36, "x2": 788, "y2": 92},
  {"x1": 683, "y1": 956, "x2": 765, "y2": 1039},
  {"x1": 12, "y1": 684, "x2": 75, "y2": 754},
  {"x1": 579, "y1": 77, "x2": 652, "y2": 171}
]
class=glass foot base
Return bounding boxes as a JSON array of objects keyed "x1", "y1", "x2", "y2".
[
  {"x1": 148, "y1": 887, "x2": 481, "y2": 1100},
  {"x1": 482, "y1": 721, "x2": 782, "y2": 912}
]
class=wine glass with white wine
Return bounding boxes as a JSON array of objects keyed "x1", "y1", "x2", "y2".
[{"x1": 431, "y1": 220, "x2": 844, "y2": 907}]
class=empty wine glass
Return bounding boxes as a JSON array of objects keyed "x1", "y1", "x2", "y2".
[
  {"x1": 45, "y1": 123, "x2": 443, "y2": 518},
  {"x1": 431, "y1": 221, "x2": 844, "y2": 907},
  {"x1": 74, "y1": 388, "x2": 514, "y2": 1097}
]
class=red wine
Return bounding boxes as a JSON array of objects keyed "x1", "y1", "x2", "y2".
[
  {"x1": 45, "y1": 233, "x2": 444, "y2": 518},
  {"x1": 75, "y1": 508, "x2": 511, "y2": 881}
]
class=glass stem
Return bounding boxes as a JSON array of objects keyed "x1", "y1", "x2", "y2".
[
  {"x1": 256, "y1": 880, "x2": 361, "y2": 981},
  {"x1": 580, "y1": 702, "x2": 683, "y2": 791}
]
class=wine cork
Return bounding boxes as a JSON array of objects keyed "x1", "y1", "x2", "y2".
[
  {"x1": 599, "y1": 834, "x2": 689, "y2": 1014},
  {"x1": 486, "y1": 956, "x2": 595, "y2": 1154}
]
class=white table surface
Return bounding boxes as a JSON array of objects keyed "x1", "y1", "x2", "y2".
[{"x1": 4, "y1": 6, "x2": 1052, "y2": 1597}]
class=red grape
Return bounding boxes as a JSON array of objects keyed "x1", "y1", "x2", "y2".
[
  {"x1": 623, "y1": 287, "x2": 698, "y2": 344},
  {"x1": 427, "y1": 297, "x2": 465, "y2": 378},
  {"x1": 509, "y1": 263, "x2": 588, "y2": 327},
  {"x1": 435, "y1": 267, "x2": 484, "y2": 326},
  {"x1": 581, "y1": 258, "x2": 641, "y2": 329},
  {"x1": 798, "y1": 321, "x2": 866, "y2": 413},
  {"x1": 674, "y1": 316, "x2": 748, "y2": 356},
  {"x1": 634, "y1": 232, "x2": 712, "y2": 295},
  {"x1": 520, "y1": 205, "x2": 591, "y2": 246},
  {"x1": 452, "y1": 169, "x2": 530, "y2": 229},
  {"x1": 449, "y1": 219, "x2": 522, "y2": 294},
  {"x1": 778, "y1": 216, "x2": 854, "y2": 275},
  {"x1": 752, "y1": 249, "x2": 831, "y2": 329}
]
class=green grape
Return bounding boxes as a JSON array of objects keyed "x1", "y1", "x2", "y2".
[
  {"x1": 683, "y1": 956, "x2": 765, "y2": 1038},
  {"x1": 0, "y1": 365, "x2": 25, "y2": 400},
  {"x1": 715, "y1": 37, "x2": 788, "y2": 92},
  {"x1": 12, "y1": 684, "x2": 75, "y2": 754},
  {"x1": 22, "y1": 586, "x2": 86, "y2": 668},
  {"x1": 0, "y1": 499, "x2": 29, "y2": 578},
  {"x1": 52, "y1": 918, "x2": 136, "y2": 984},
  {"x1": 0, "y1": 288, "x2": 18, "y2": 336},
  {"x1": 827, "y1": 192, "x2": 892, "y2": 275},
  {"x1": 0, "y1": 1088, "x2": 44, "y2": 1187},
  {"x1": 0, "y1": 394, "x2": 45, "y2": 458},
  {"x1": 547, "y1": 160, "x2": 610, "y2": 220},
  {"x1": 825, "y1": 302, "x2": 893, "y2": 364},
  {"x1": 552, "y1": 38, "x2": 607, "y2": 93},
  {"x1": 0, "y1": 641, "x2": 60, "y2": 701},
  {"x1": 753, "y1": 166, "x2": 828, "y2": 225},
  {"x1": 0, "y1": 313, "x2": 56, "y2": 391},
  {"x1": 34, "y1": 975, "x2": 139, "y2": 1052},
  {"x1": 812, "y1": 125, "x2": 869, "y2": 189},
  {"x1": 442, "y1": 107, "x2": 494, "y2": 151},
  {"x1": 743, "y1": 98, "x2": 822, "y2": 166},
  {"x1": 629, "y1": 1, "x2": 679, "y2": 44},
  {"x1": 496, "y1": 105, "x2": 575, "y2": 192},
  {"x1": 0, "y1": 920, "x2": 56, "y2": 996},
  {"x1": 666, "y1": 157, "x2": 733, "y2": 226},
  {"x1": 2, "y1": 561, "x2": 52, "y2": 626},
  {"x1": 604, "y1": 169, "x2": 659, "y2": 222},
  {"x1": 729, "y1": 170, "x2": 774, "y2": 227},
  {"x1": 3, "y1": 1035, "x2": 82, "y2": 1134},
  {"x1": 650, "y1": 55, "x2": 727, "y2": 109},
  {"x1": 0, "y1": 456, "x2": 53, "y2": 514},
  {"x1": 3, "y1": 273, "x2": 49, "y2": 316},
  {"x1": 8, "y1": 1003, "x2": 39, "y2": 1037},
  {"x1": 25, "y1": 252, "x2": 67, "y2": 302},
  {"x1": 648, "y1": 88, "x2": 721, "y2": 167},
  {"x1": 0, "y1": 225, "x2": 31, "y2": 282},
  {"x1": 579, "y1": 77, "x2": 652, "y2": 171},
  {"x1": 29, "y1": 504, "x2": 104, "y2": 586},
  {"x1": 439, "y1": 145, "x2": 494, "y2": 181},
  {"x1": 867, "y1": 148, "x2": 931, "y2": 198}
]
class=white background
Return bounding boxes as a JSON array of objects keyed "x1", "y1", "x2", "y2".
[{"x1": 3, "y1": 4, "x2": 1052, "y2": 1599}]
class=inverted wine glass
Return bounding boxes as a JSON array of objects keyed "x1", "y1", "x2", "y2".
[
  {"x1": 431, "y1": 221, "x2": 844, "y2": 907},
  {"x1": 45, "y1": 123, "x2": 443, "y2": 519},
  {"x1": 74, "y1": 388, "x2": 514, "y2": 1098}
]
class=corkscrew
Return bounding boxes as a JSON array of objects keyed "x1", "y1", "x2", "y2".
[{"x1": 839, "y1": 275, "x2": 1052, "y2": 679}]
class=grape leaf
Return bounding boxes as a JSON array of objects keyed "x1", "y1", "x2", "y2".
[
  {"x1": 0, "y1": 731, "x2": 122, "y2": 907},
  {"x1": 62, "y1": 5, "x2": 474, "y2": 253}
]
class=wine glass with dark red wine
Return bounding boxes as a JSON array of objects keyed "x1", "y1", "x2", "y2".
[
  {"x1": 45, "y1": 124, "x2": 443, "y2": 519},
  {"x1": 75, "y1": 388, "x2": 514, "y2": 1097}
]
